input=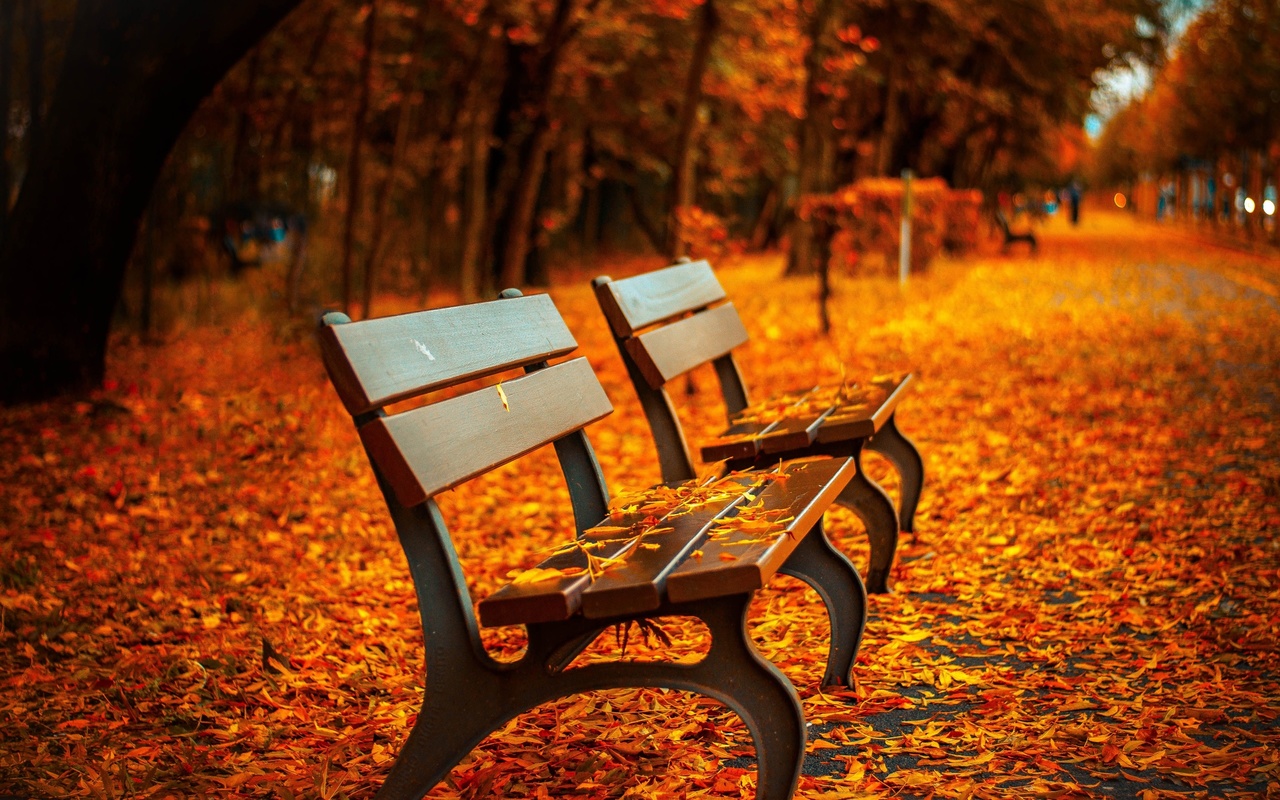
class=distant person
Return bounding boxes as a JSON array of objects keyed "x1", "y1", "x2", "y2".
[{"x1": 1068, "y1": 182, "x2": 1081, "y2": 226}]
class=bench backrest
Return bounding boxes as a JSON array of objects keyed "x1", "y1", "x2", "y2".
[
  {"x1": 594, "y1": 259, "x2": 750, "y2": 390},
  {"x1": 319, "y1": 293, "x2": 613, "y2": 509},
  {"x1": 594, "y1": 260, "x2": 754, "y2": 483}
]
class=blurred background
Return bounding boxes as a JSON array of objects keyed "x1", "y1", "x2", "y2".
[{"x1": 0, "y1": 0, "x2": 1275, "y2": 340}]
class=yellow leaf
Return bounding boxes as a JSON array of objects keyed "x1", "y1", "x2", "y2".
[
  {"x1": 585, "y1": 525, "x2": 635, "y2": 538},
  {"x1": 893, "y1": 630, "x2": 931, "y2": 643},
  {"x1": 496, "y1": 383, "x2": 509, "y2": 411},
  {"x1": 950, "y1": 751, "x2": 995, "y2": 767},
  {"x1": 508, "y1": 566, "x2": 584, "y2": 585}
]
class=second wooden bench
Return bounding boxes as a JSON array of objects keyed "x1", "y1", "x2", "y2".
[{"x1": 593, "y1": 259, "x2": 925, "y2": 593}]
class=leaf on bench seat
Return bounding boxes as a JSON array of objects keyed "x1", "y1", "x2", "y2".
[
  {"x1": 508, "y1": 566, "x2": 586, "y2": 585},
  {"x1": 480, "y1": 472, "x2": 758, "y2": 625},
  {"x1": 705, "y1": 374, "x2": 916, "y2": 457},
  {"x1": 666, "y1": 457, "x2": 857, "y2": 602}
]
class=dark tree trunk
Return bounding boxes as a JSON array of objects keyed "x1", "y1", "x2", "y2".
[
  {"x1": 667, "y1": 0, "x2": 719, "y2": 260},
  {"x1": 786, "y1": 0, "x2": 836, "y2": 276},
  {"x1": 485, "y1": 0, "x2": 576, "y2": 290},
  {"x1": 265, "y1": 4, "x2": 336, "y2": 157},
  {"x1": 23, "y1": 0, "x2": 44, "y2": 149},
  {"x1": 0, "y1": 0, "x2": 13, "y2": 239},
  {"x1": 362, "y1": 41, "x2": 419, "y2": 319},
  {"x1": 227, "y1": 45, "x2": 263, "y2": 200},
  {"x1": 340, "y1": 0, "x2": 377, "y2": 314},
  {"x1": 0, "y1": 0, "x2": 304, "y2": 405}
]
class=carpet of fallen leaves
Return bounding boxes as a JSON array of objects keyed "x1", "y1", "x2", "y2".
[{"x1": 2, "y1": 213, "x2": 1279, "y2": 799}]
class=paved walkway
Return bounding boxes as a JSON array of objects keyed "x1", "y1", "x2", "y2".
[{"x1": 771, "y1": 215, "x2": 1280, "y2": 798}]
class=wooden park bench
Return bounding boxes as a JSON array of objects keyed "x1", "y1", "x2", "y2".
[
  {"x1": 593, "y1": 260, "x2": 925, "y2": 594},
  {"x1": 995, "y1": 208, "x2": 1037, "y2": 252},
  {"x1": 317, "y1": 290, "x2": 869, "y2": 800}
]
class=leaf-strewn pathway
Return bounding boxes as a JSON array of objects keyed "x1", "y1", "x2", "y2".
[{"x1": 2, "y1": 214, "x2": 1278, "y2": 798}]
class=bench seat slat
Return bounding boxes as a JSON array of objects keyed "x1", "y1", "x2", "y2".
[
  {"x1": 757, "y1": 407, "x2": 836, "y2": 454},
  {"x1": 476, "y1": 536, "x2": 631, "y2": 627},
  {"x1": 699, "y1": 386, "x2": 819, "y2": 462},
  {"x1": 597, "y1": 260, "x2": 726, "y2": 337},
  {"x1": 477, "y1": 477, "x2": 751, "y2": 626},
  {"x1": 625, "y1": 302, "x2": 750, "y2": 389},
  {"x1": 359, "y1": 357, "x2": 612, "y2": 507},
  {"x1": 665, "y1": 458, "x2": 857, "y2": 603},
  {"x1": 321, "y1": 294, "x2": 578, "y2": 415},
  {"x1": 699, "y1": 430, "x2": 764, "y2": 462},
  {"x1": 814, "y1": 375, "x2": 913, "y2": 444},
  {"x1": 578, "y1": 477, "x2": 758, "y2": 618},
  {"x1": 698, "y1": 376, "x2": 914, "y2": 461}
]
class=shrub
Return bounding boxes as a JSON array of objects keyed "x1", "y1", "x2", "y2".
[
  {"x1": 674, "y1": 206, "x2": 734, "y2": 260},
  {"x1": 799, "y1": 179, "x2": 981, "y2": 275}
]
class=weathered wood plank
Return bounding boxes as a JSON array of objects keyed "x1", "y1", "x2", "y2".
[
  {"x1": 596, "y1": 260, "x2": 726, "y2": 337},
  {"x1": 815, "y1": 375, "x2": 913, "y2": 444},
  {"x1": 624, "y1": 302, "x2": 749, "y2": 389},
  {"x1": 699, "y1": 428, "x2": 765, "y2": 462},
  {"x1": 699, "y1": 387, "x2": 819, "y2": 462},
  {"x1": 578, "y1": 479, "x2": 754, "y2": 618},
  {"x1": 757, "y1": 406, "x2": 836, "y2": 454},
  {"x1": 320, "y1": 293, "x2": 577, "y2": 416},
  {"x1": 478, "y1": 475, "x2": 753, "y2": 625},
  {"x1": 665, "y1": 458, "x2": 856, "y2": 603},
  {"x1": 476, "y1": 536, "x2": 626, "y2": 627},
  {"x1": 359, "y1": 358, "x2": 612, "y2": 507}
]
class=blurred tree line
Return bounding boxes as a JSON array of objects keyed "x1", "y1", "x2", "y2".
[
  {"x1": 1092, "y1": 0, "x2": 1280, "y2": 239},
  {"x1": 1, "y1": 0, "x2": 1167, "y2": 403}
]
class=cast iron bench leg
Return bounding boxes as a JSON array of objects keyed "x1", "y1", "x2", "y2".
[
  {"x1": 377, "y1": 595, "x2": 806, "y2": 800},
  {"x1": 779, "y1": 519, "x2": 867, "y2": 689},
  {"x1": 537, "y1": 596, "x2": 808, "y2": 800},
  {"x1": 835, "y1": 450, "x2": 899, "y2": 594},
  {"x1": 866, "y1": 413, "x2": 925, "y2": 534}
]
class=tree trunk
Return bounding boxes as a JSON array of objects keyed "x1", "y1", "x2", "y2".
[
  {"x1": 0, "y1": 0, "x2": 304, "y2": 405},
  {"x1": 748, "y1": 179, "x2": 779, "y2": 251},
  {"x1": 361, "y1": 64, "x2": 417, "y2": 318},
  {"x1": 339, "y1": 0, "x2": 377, "y2": 314},
  {"x1": 498, "y1": 127, "x2": 554, "y2": 289},
  {"x1": 667, "y1": 0, "x2": 719, "y2": 260},
  {"x1": 226, "y1": 44, "x2": 263, "y2": 201},
  {"x1": 460, "y1": 123, "x2": 488, "y2": 301},
  {"x1": 876, "y1": 66, "x2": 903, "y2": 177},
  {"x1": 786, "y1": 0, "x2": 836, "y2": 276},
  {"x1": 485, "y1": 0, "x2": 577, "y2": 289},
  {"x1": 0, "y1": 0, "x2": 13, "y2": 239},
  {"x1": 23, "y1": 0, "x2": 44, "y2": 149},
  {"x1": 266, "y1": 4, "x2": 335, "y2": 157}
]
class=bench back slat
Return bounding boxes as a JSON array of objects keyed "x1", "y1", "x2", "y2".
[
  {"x1": 320, "y1": 293, "x2": 578, "y2": 416},
  {"x1": 596, "y1": 260, "x2": 726, "y2": 336},
  {"x1": 359, "y1": 357, "x2": 612, "y2": 507},
  {"x1": 624, "y1": 302, "x2": 749, "y2": 388}
]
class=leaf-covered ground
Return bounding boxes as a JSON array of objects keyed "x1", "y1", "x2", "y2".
[{"x1": 2, "y1": 214, "x2": 1278, "y2": 799}]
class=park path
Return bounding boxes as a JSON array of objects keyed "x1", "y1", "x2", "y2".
[
  {"x1": 750, "y1": 213, "x2": 1280, "y2": 799},
  {"x1": 0, "y1": 212, "x2": 1277, "y2": 799}
]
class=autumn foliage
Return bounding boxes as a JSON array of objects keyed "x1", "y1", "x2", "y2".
[
  {"x1": 799, "y1": 180, "x2": 982, "y2": 275},
  {"x1": 2, "y1": 216, "x2": 1278, "y2": 797}
]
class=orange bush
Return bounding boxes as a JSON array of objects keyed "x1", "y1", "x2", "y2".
[{"x1": 800, "y1": 179, "x2": 982, "y2": 275}]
